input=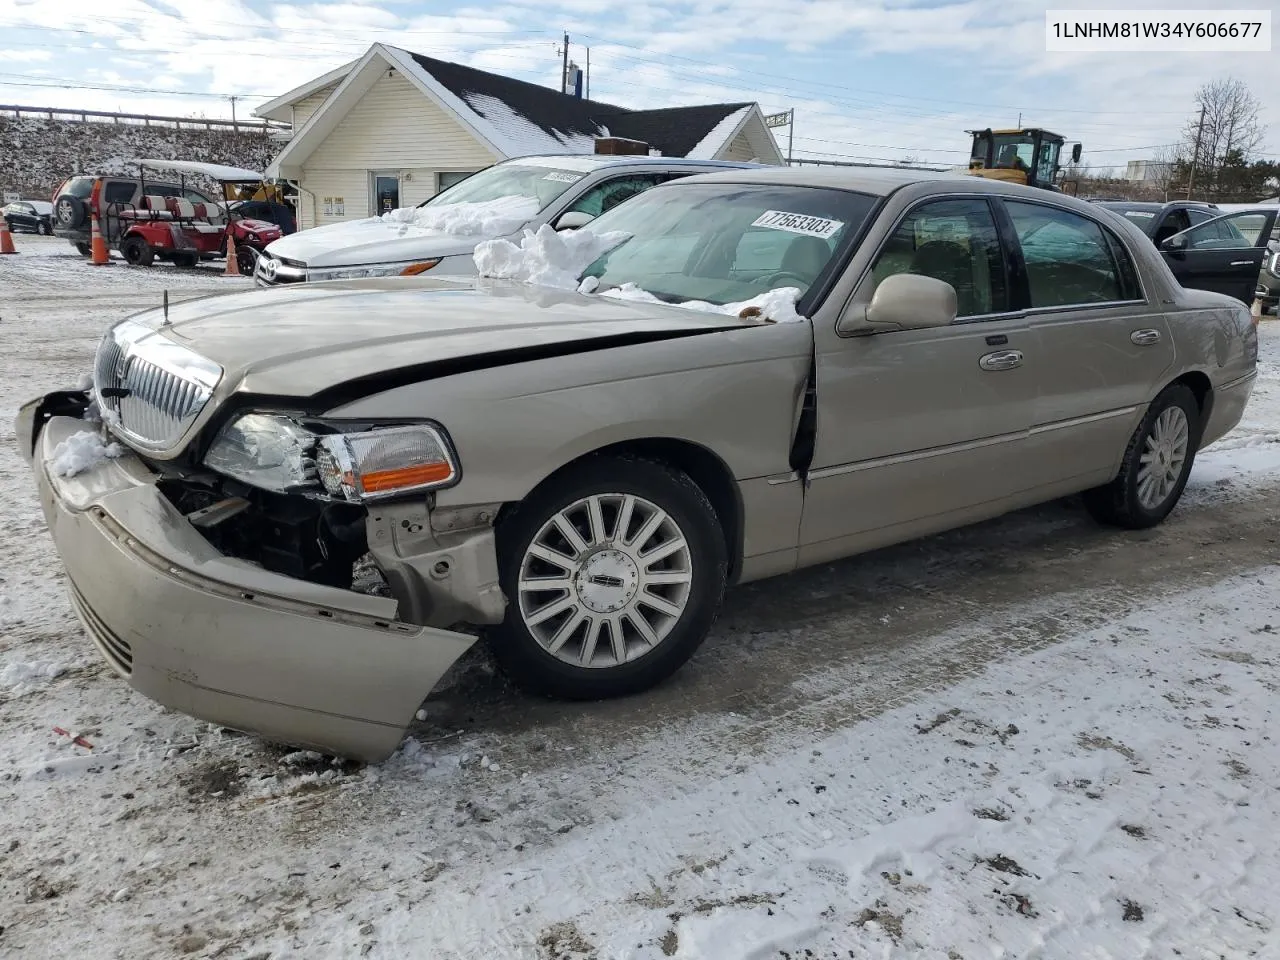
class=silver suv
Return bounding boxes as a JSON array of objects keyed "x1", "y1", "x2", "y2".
[{"x1": 254, "y1": 155, "x2": 759, "y2": 286}]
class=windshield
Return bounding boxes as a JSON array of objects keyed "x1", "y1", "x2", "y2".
[
  {"x1": 578, "y1": 183, "x2": 878, "y2": 308},
  {"x1": 422, "y1": 163, "x2": 589, "y2": 211}
]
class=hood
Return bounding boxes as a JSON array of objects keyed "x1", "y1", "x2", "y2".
[
  {"x1": 262, "y1": 218, "x2": 517, "y2": 268},
  {"x1": 144, "y1": 278, "x2": 760, "y2": 400}
]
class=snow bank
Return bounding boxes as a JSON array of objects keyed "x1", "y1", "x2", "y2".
[
  {"x1": 473, "y1": 224, "x2": 631, "y2": 290},
  {"x1": 601, "y1": 282, "x2": 804, "y2": 323},
  {"x1": 380, "y1": 195, "x2": 539, "y2": 238},
  {"x1": 49, "y1": 430, "x2": 123, "y2": 477}
]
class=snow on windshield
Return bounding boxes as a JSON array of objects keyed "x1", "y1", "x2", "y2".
[
  {"x1": 598, "y1": 283, "x2": 804, "y2": 323},
  {"x1": 473, "y1": 224, "x2": 632, "y2": 291},
  {"x1": 379, "y1": 195, "x2": 539, "y2": 238},
  {"x1": 473, "y1": 224, "x2": 804, "y2": 323}
]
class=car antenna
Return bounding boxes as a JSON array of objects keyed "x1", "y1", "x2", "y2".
[{"x1": 162, "y1": 289, "x2": 170, "y2": 325}]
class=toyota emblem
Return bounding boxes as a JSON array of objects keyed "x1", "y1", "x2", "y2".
[{"x1": 260, "y1": 257, "x2": 279, "y2": 280}]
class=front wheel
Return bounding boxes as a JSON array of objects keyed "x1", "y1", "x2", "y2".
[
  {"x1": 74, "y1": 241, "x2": 91, "y2": 257},
  {"x1": 236, "y1": 245, "x2": 258, "y2": 274},
  {"x1": 1084, "y1": 384, "x2": 1200, "y2": 529},
  {"x1": 172, "y1": 252, "x2": 199, "y2": 269},
  {"x1": 487, "y1": 457, "x2": 728, "y2": 699},
  {"x1": 119, "y1": 234, "x2": 154, "y2": 267}
]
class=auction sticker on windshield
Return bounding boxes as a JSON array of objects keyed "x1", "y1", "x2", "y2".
[
  {"x1": 543, "y1": 172, "x2": 584, "y2": 183},
  {"x1": 751, "y1": 210, "x2": 844, "y2": 240}
]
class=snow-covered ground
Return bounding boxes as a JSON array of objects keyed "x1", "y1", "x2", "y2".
[{"x1": 2, "y1": 234, "x2": 1280, "y2": 959}]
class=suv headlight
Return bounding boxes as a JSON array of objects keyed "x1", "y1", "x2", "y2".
[
  {"x1": 308, "y1": 260, "x2": 440, "y2": 282},
  {"x1": 203, "y1": 414, "x2": 458, "y2": 501},
  {"x1": 1266, "y1": 251, "x2": 1280, "y2": 279}
]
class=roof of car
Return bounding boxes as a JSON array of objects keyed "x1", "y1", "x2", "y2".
[
  {"x1": 660, "y1": 165, "x2": 990, "y2": 196},
  {"x1": 498, "y1": 154, "x2": 761, "y2": 172},
  {"x1": 1095, "y1": 200, "x2": 1217, "y2": 211}
]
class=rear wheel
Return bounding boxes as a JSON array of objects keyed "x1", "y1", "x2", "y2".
[
  {"x1": 173, "y1": 252, "x2": 199, "y2": 269},
  {"x1": 236, "y1": 245, "x2": 258, "y2": 275},
  {"x1": 1084, "y1": 384, "x2": 1200, "y2": 529},
  {"x1": 487, "y1": 457, "x2": 728, "y2": 699},
  {"x1": 74, "y1": 242, "x2": 91, "y2": 257},
  {"x1": 119, "y1": 234, "x2": 154, "y2": 267},
  {"x1": 39, "y1": 221, "x2": 51, "y2": 235}
]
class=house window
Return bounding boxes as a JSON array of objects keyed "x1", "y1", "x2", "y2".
[{"x1": 437, "y1": 171, "x2": 476, "y2": 194}]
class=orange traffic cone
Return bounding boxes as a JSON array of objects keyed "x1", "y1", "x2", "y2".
[
  {"x1": 0, "y1": 216, "x2": 17, "y2": 254},
  {"x1": 89, "y1": 213, "x2": 111, "y2": 266},
  {"x1": 224, "y1": 231, "x2": 241, "y2": 277}
]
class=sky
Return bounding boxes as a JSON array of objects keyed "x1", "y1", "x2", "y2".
[{"x1": 0, "y1": 0, "x2": 1276, "y2": 172}]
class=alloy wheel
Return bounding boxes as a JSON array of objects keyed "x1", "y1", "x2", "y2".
[{"x1": 1136, "y1": 406, "x2": 1190, "y2": 510}]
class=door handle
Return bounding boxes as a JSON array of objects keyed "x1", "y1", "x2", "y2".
[
  {"x1": 979, "y1": 350, "x2": 1023, "y2": 371},
  {"x1": 1130, "y1": 328, "x2": 1162, "y2": 346},
  {"x1": 1229, "y1": 260, "x2": 1255, "y2": 267}
]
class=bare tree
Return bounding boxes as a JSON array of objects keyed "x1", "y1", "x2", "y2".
[
  {"x1": 1182, "y1": 78, "x2": 1265, "y2": 199},
  {"x1": 1149, "y1": 144, "x2": 1186, "y2": 201}
]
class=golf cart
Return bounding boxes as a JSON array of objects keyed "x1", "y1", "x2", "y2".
[{"x1": 115, "y1": 159, "x2": 286, "y2": 271}]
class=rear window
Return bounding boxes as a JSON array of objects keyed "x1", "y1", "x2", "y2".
[
  {"x1": 103, "y1": 182, "x2": 137, "y2": 205},
  {"x1": 61, "y1": 177, "x2": 95, "y2": 199}
]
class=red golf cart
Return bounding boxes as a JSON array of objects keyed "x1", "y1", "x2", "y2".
[{"x1": 115, "y1": 159, "x2": 285, "y2": 271}]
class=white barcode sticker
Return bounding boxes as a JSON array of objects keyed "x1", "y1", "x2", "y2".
[
  {"x1": 543, "y1": 171, "x2": 584, "y2": 183},
  {"x1": 751, "y1": 210, "x2": 844, "y2": 240}
]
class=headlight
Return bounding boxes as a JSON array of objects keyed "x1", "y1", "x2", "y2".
[
  {"x1": 315, "y1": 425, "x2": 458, "y2": 501},
  {"x1": 308, "y1": 260, "x2": 441, "y2": 282},
  {"x1": 203, "y1": 413, "x2": 316, "y2": 492},
  {"x1": 204, "y1": 414, "x2": 458, "y2": 501},
  {"x1": 1267, "y1": 251, "x2": 1280, "y2": 279}
]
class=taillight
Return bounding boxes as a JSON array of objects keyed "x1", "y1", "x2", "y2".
[{"x1": 89, "y1": 178, "x2": 103, "y2": 217}]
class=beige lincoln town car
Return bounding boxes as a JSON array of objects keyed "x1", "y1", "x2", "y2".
[{"x1": 18, "y1": 168, "x2": 1258, "y2": 761}]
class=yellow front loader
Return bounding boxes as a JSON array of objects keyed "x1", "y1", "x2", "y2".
[{"x1": 967, "y1": 128, "x2": 1082, "y2": 192}]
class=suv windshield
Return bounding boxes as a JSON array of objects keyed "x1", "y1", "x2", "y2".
[
  {"x1": 423, "y1": 162, "x2": 589, "y2": 211},
  {"x1": 579, "y1": 183, "x2": 878, "y2": 308}
]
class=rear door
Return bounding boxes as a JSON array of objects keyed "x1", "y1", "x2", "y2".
[
  {"x1": 1161, "y1": 209, "x2": 1279, "y2": 303},
  {"x1": 1001, "y1": 199, "x2": 1176, "y2": 488}
]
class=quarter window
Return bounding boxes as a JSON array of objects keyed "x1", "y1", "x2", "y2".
[
  {"x1": 867, "y1": 198, "x2": 1008, "y2": 318},
  {"x1": 103, "y1": 182, "x2": 136, "y2": 205},
  {"x1": 1006, "y1": 201, "x2": 1129, "y2": 308},
  {"x1": 568, "y1": 175, "x2": 665, "y2": 218}
]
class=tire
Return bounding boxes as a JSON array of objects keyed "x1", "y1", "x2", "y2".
[
  {"x1": 173, "y1": 252, "x2": 199, "y2": 269},
  {"x1": 1084, "y1": 384, "x2": 1200, "y2": 529},
  {"x1": 487, "y1": 456, "x2": 728, "y2": 699},
  {"x1": 40, "y1": 221, "x2": 51, "y2": 235},
  {"x1": 55, "y1": 195, "x2": 86, "y2": 230},
  {"x1": 236, "y1": 245, "x2": 258, "y2": 275},
  {"x1": 119, "y1": 234, "x2": 153, "y2": 267},
  {"x1": 74, "y1": 242, "x2": 91, "y2": 257}
]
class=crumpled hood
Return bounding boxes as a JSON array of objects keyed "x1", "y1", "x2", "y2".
[
  {"x1": 261, "y1": 218, "x2": 517, "y2": 268},
  {"x1": 145, "y1": 278, "x2": 757, "y2": 400}
]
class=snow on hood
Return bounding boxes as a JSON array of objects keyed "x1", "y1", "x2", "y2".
[
  {"x1": 49, "y1": 429, "x2": 124, "y2": 478},
  {"x1": 473, "y1": 224, "x2": 804, "y2": 324},
  {"x1": 599, "y1": 283, "x2": 804, "y2": 324},
  {"x1": 261, "y1": 196, "x2": 541, "y2": 268},
  {"x1": 380, "y1": 195, "x2": 540, "y2": 237},
  {"x1": 473, "y1": 224, "x2": 632, "y2": 291}
]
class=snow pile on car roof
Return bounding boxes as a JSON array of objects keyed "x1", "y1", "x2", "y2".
[
  {"x1": 49, "y1": 429, "x2": 124, "y2": 478},
  {"x1": 473, "y1": 223, "x2": 631, "y2": 290},
  {"x1": 382, "y1": 195, "x2": 539, "y2": 237},
  {"x1": 598, "y1": 282, "x2": 804, "y2": 324}
]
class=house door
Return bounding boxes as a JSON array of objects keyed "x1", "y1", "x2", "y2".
[{"x1": 371, "y1": 173, "x2": 400, "y2": 216}]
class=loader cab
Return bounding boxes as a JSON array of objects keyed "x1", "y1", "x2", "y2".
[{"x1": 967, "y1": 128, "x2": 1081, "y2": 192}]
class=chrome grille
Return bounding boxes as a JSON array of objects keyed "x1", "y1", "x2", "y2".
[{"x1": 94, "y1": 319, "x2": 223, "y2": 451}]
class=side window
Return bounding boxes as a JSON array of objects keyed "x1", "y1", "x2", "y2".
[
  {"x1": 568, "y1": 175, "x2": 663, "y2": 217},
  {"x1": 867, "y1": 198, "x2": 1007, "y2": 318},
  {"x1": 1006, "y1": 201, "x2": 1125, "y2": 308},
  {"x1": 1186, "y1": 208, "x2": 1215, "y2": 226},
  {"x1": 1182, "y1": 213, "x2": 1260, "y2": 250},
  {"x1": 183, "y1": 189, "x2": 214, "y2": 205},
  {"x1": 103, "y1": 182, "x2": 136, "y2": 205}
]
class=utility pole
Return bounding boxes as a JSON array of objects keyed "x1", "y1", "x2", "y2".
[
  {"x1": 787, "y1": 109, "x2": 794, "y2": 163},
  {"x1": 561, "y1": 31, "x2": 569, "y2": 94},
  {"x1": 1187, "y1": 103, "x2": 1205, "y2": 200},
  {"x1": 228, "y1": 95, "x2": 239, "y2": 133}
]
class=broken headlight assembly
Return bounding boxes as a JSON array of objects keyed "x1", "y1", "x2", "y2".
[{"x1": 203, "y1": 413, "x2": 459, "y2": 501}]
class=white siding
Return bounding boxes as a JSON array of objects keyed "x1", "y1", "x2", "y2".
[
  {"x1": 298, "y1": 72, "x2": 498, "y2": 223},
  {"x1": 292, "y1": 84, "x2": 339, "y2": 132},
  {"x1": 719, "y1": 129, "x2": 758, "y2": 162}
]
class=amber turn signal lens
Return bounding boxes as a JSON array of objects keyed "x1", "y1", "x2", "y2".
[
  {"x1": 359, "y1": 461, "x2": 454, "y2": 493},
  {"x1": 399, "y1": 260, "x2": 441, "y2": 276}
]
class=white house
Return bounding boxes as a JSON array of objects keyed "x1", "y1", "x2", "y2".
[{"x1": 254, "y1": 44, "x2": 785, "y2": 230}]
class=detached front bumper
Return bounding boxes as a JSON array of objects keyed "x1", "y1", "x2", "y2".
[{"x1": 17, "y1": 400, "x2": 476, "y2": 763}]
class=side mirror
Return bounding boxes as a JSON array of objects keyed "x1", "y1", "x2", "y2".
[
  {"x1": 1161, "y1": 233, "x2": 1188, "y2": 252},
  {"x1": 1071, "y1": 143, "x2": 1083, "y2": 164},
  {"x1": 838, "y1": 273, "x2": 958, "y2": 334},
  {"x1": 554, "y1": 210, "x2": 596, "y2": 231}
]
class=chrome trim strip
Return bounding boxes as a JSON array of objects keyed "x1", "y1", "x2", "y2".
[
  {"x1": 1220, "y1": 370, "x2": 1258, "y2": 392},
  {"x1": 765, "y1": 470, "x2": 800, "y2": 485},
  {"x1": 1029, "y1": 406, "x2": 1140, "y2": 436},
  {"x1": 809, "y1": 429, "x2": 1023, "y2": 480}
]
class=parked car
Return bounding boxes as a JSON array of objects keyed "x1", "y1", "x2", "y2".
[
  {"x1": 1091, "y1": 200, "x2": 1220, "y2": 244},
  {"x1": 253, "y1": 154, "x2": 760, "y2": 286},
  {"x1": 1090, "y1": 200, "x2": 1278, "y2": 305},
  {"x1": 229, "y1": 199, "x2": 297, "y2": 236},
  {"x1": 1255, "y1": 223, "x2": 1279, "y2": 314},
  {"x1": 20, "y1": 169, "x2": 1259, "y2": 761},
  {"x1": 2, "y1": 199, "x2": 54, "y2": 234},
  {"x1": 51, "y1": 174, "x2": 226, "y2": 255}
]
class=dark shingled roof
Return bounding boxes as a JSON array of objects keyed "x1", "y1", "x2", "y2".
[{"x1": 407, "y1": 51, "x2": 753, "y2": 158}]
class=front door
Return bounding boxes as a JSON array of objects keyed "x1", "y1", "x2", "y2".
[
  {"x1": 371, "y1": 173, "x2": 401, "y2": 217},
  {"x1": 801, "y1": 197, "x2": 1036, "y2": 565},
  {"x1": 1161, "y1": 209, "x2": 1279, "y2": 303}
]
